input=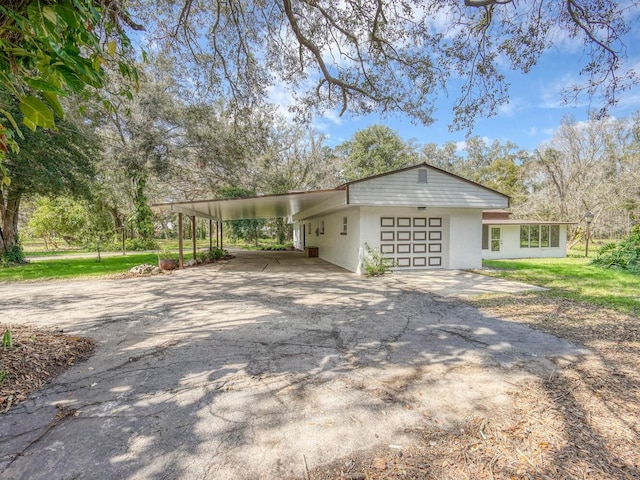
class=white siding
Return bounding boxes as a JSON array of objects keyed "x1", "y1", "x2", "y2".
[
  {"x1": 348, "y1": 166, "x2": 509, "y2": 209},
  {"x1": 482, "y1": 224, "x2": 568, "y2": 259},
  {"x1": 449, "y1": 210, "x2": 483, "y2": 269},
  {"x1": 301, "y1": 208, "x2": 361, "y2": 272}
]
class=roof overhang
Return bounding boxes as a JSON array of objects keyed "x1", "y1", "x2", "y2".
[
  {"x1": 153, "y1": 189, "x2": 345, "y2": 221},
  {"x1": 482, "y1": 220, "x2": 575, "y2": 225}
]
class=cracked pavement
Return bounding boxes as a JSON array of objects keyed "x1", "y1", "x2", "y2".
[{"x1": 0, "y1": 252, "x2": 588, "y2": 479}]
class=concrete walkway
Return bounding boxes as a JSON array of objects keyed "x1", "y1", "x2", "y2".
[{"x1": 0, "y1": 254, "x2": 581, "y2": 480}]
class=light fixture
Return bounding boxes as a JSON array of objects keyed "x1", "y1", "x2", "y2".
[
  {"x1": 584, "y1": 211, "x2": 594, "y2": 257},
  {"x1": 584, "y1": 211, "x2": 594, "y2": 225}
]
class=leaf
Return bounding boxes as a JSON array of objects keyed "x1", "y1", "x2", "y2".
[
  {"x1": 19, "y1": 96, "x2": 55, "y2": 130},
  {"x1": 24, "y1": 77, "x2": 67, "y2": 96},
  {"x1": 42, "y1": 92, "x2": 64, "y2": 119},
  {"x1": 107, "y1": 40, "x2": 116, "y2": 57},
  {"x1": 0, "y1": 109, "x2": 20, "y2": 132}
]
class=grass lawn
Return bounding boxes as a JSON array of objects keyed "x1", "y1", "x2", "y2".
[
  {"x1": 481, "y1": 257, "x2": 640, "y2": 313},
  {"x1": 0, "y1": 253, "x2": 160, "y2": 282}
]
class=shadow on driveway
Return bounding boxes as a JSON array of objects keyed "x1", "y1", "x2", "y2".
[{"x1": 0, "y1": 262, "x2": 589, "y2": 479}]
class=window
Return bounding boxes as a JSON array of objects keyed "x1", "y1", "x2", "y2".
[
  {"x1": 341, "y1": 216, "x2": 348, "y2": 235},
  {"x1": 307, "y1": 223, "x2": 312, "y2": 235},
  {"x1": 520, "y1": 226, "x2": 530, "y2": 248},
  {"x1": 521, "y1": 224, "x2": 562, "y2": 248},
  {"x1": 530, "y1": 225, "x2": 539, "y2": 247},
  {"x1": 540, "y1": 225, "x2": 549, "y2": 247},
  {"x1": 418, "y1": 169, "x2": 428, "y2": 183},
  {"x1": 550, "y1": 225, "x2": 560, "y2": 247}
]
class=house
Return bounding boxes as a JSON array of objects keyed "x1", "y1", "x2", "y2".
[
  {"x1": 155, "y1": 163, "x2": 511, "y2": 274},
  {"x1": 482, "y1": 210, "x2": 572, "y2": 260}
]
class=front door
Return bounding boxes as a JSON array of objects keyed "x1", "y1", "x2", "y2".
[{"x1": 490, "y1": 227, "x2": 501, "y2": 252}]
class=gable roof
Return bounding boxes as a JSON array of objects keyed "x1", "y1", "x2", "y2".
[{"x1": 341, "y1": 162, "x2": 510, "y2": 201}]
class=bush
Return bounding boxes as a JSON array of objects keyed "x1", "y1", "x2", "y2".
[
  {"x1": 197, "y1": 248, "x2": 228, "y2": 263},
  {"x1": 592, "y1": 231, "x2": 640, "y2": 273},
  {"x1": 0, "y1": 244, "x2": 25, "y2": 267},
  {"x1": 361, "y1": 243, "x2": 392, "y2": 277}
]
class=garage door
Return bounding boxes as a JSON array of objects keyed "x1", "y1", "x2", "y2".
[{"x1": 379, "y1": 216, "x2": 445, "y2": 269}]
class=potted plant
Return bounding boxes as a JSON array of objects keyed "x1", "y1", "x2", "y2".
[{"x1": 158, "y1": 247, "x2": 178, "y2": 271}]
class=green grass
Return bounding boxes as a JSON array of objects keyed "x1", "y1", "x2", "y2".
[
  {"x1": 0, "y1": 253, "x2": 161, "y2": 282},
  {"x1": 481, "y1": 257, "x2": 640, "y2": 313}
]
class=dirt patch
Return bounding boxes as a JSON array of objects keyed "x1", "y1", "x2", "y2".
[
  {"x1": 301, "y1": 294, "x2": 640, "y2": 479},
  {"x1": 0, "y1": 325, "x2": 94, "y2": 413}
]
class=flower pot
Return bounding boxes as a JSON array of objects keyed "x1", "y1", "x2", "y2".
[{"x1": 159, "y1": 258, "x2": 177, "y2": 271}]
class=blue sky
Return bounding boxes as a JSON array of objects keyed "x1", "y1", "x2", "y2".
[{"x1": 302, "y1": 36, "x2": 640, "y2": 153}]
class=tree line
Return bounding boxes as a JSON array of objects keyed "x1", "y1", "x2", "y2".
[
  {"x1": 3, "y1": 64, "x2": 639, "y2": 259},
  {"x1": 1, "y1": 1, "x2": 638, "y2": 259}
]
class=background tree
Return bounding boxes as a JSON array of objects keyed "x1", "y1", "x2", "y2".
[
  {"x1": 219, "y1": 187, "x2": 265, "y2": 247},
  {"x1": 137, "y1": 0, "x2": 637, "y2": 129},
  {"x1": 518, "y1": 115, "x2": 640, "y2": 238},
  {"x1": 0, "y1": 93, "x2": 98, "y2": 260},
  {"x1": 337, "y1": 125, "x2": 417, "y2": 182}
]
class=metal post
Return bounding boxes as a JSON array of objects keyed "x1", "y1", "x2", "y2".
[
  {"x1": 192, "y1": 215, "x2": 197, "y2": 261},
  {"x1": 209, "y1": 219, "x2": 213, "y2": 251},
  {"x1": 178, "y1": 213, "x2": 184, "y2": 269},
  {"x1": 585, "y1": 223, "x2": 590, "y2": 258}
]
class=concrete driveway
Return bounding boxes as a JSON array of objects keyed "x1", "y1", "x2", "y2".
[{"x1": 0, "y1": 253, "x2": 585, "y2": 479}]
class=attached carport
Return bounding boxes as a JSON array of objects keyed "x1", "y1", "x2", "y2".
[{"x1": 153, "y1": 189, "x2": 345, "y2": 268}]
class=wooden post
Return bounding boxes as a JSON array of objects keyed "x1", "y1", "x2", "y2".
[
  {"x1": 192, "y1": 215, "x2": 197, "y2": 261},
  {"x1": 209, "y1": 219, "x2": 213, "y2": 251},
  {"x1": 178, "y1": 213, "x2": 184, "y2": 269},
  {"x1": 220, "y1": 221, "x2": 223, "y2": 249}
]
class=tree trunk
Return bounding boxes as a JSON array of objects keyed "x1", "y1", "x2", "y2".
[{"x1": 0, "y1": 188, "x2": 21, "y2": 254}]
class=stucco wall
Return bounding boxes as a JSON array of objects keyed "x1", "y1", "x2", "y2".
[{"x1": 299, "y1": 207, "x2": 361, "y2": 272}]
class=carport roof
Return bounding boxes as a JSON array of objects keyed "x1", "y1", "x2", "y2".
[{"x1": 152, "y1": 188, "x2": 345, "y2": 221}]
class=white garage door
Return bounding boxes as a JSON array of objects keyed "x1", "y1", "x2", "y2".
[{"x1": 379, "y1": 216, "x2": 445, "y2": 269}]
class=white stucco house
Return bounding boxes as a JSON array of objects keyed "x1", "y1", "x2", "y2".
[
  {"x1": 482, "y1": 210, "x2": 572, "y2": 260},
  {"x1": 156, "y1": 163, "x2": 513, "y2": 274}
]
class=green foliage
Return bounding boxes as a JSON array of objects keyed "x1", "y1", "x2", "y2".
[
  {"x1": 361, "y1": 243, "x2": 392, "y2": 277},
  {"x1": 0, "y1": 0, "x2": 139, "y2": 160},
  {"x1": 133, "y1": 178, "x2": 155, "y2": 242},
  {"x1": 219, "y1": 187, "x2": 265, "y2": 246},
  {"x1": 0, "y1": 244, "x2": 25, "y2": 267},
  {"x1": 126, "y1": 238, "x2": 159, "y2": 251},
  {"x1": 2, "y1": 328, "x2": 12, "y2": 349},
  {"x1": 158, "y1": 246, "x2": 177, "y2": 260},
  {"x1": 338, "y1": 125, "x2": 416, "y2": 182},
  {"x1": 592, "y1": 232, "x2": 640, "y2": 273},
  {"x1": 197, "y1": 248, "x2": 227, "y2": 262},
  {"x1": 0, "y1": 371, "x2": 6, "y2": 386}
]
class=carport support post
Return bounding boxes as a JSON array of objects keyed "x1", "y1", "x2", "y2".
[
  {"x1": 178, "y1": 213, "x2": 184, "y2": 269},
  {"x1": 220, "y1": 221, "x2": 223, "y2": 249},
  {"x1": 192, "y1": 215, "x2": 197, "y2": 261},
  {"x1": 209, "y1": 219, "x2": 213, "y2": 251}
]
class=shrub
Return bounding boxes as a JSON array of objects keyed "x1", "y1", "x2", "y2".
[
  {"x1": 592, "y1": 231, "x2": 640, "y2": 273},
  {"x1": 362, "y1": 243, "x2": 392, "y2": 277},
  {"x1": 197, "y1": 248, "x2": 228, "y2": 263},
  {"x1": 0, "y1": 244, "x2": 25, "y2": 267}
]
